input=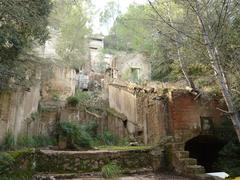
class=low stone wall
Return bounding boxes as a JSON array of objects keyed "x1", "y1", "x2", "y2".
[{"x1": 36, "y1": 149, "x2": 153, "y2": 173}]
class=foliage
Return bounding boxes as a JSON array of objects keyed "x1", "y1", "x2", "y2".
[
  {"x1": 75, "y1": 90, "x2": 91, "y2": 105},
  {"x1": 101, "y1": 130, "x2": 128, "y2": 146},
  {"x1": 52, "y1": 94, "x2": 61, "y2": 101},
  {"x1": 100, "y1": 1, "x2": 121, "y2": 33},
  {"x1": 17, "y1": 135, "x2": 56, "y2": 149},
  {"x1": 49, "y1": 0, "x2": 91, "y2": 68},
  {"x1": 101, "y1": 163, "x2": 122, "y2": 179},
  {"x1": 56, "y1": 121, "x2": 93, "y2": 149},
  {"x1": 0, "y1": 0, "x2": 52, "y2": 89},
  {"x1": 216, "y1": 119, "x2": 240, "y2": 177},
  {"x1": 67, "y1": 91, "x2": 91, "y2": 107},
  {"x1": 0, "y1": 132, "x2": 56, "y2": 151},
  {"x1": 0, "y1": 150, "x2": 34, "y2": 179},
  {"x1": 81, "y1": 120, "x2": 98, "y2": 139},
  {"x1": 0, "y1": 132, "x2": 15, "y2": 151},
  {"x1": 67, "y1": 96, "x2": 80, "y2": 107}
]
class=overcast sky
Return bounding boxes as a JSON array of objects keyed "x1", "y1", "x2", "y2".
[{"x1": 91, "y1": 0, "x2": 146, "y2": 35}]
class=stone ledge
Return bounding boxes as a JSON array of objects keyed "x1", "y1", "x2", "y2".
[{"x1": 36, "y1": 149, "x2": 153, "y2": 174}]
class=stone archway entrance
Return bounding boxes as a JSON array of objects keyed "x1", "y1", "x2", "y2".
[{"x1": 185, "y1": 135, "x2": 226, "y2": 172}]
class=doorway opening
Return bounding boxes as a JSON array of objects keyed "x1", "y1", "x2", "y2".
[{"x1": 185, "y1": 135, "x2": 226, "y2": 172}]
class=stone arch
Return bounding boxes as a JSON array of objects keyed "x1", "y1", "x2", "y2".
[{"x1": 184, "y1": 135, "x2": 226, "y2": 172}]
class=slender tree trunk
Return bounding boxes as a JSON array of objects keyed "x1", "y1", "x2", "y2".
[
  {"x1": 195, "y1": 0, "x2": 240, "y2": 141},
  {"x1": 166, "y1": 2, "x2": 197, "y2": 90}
]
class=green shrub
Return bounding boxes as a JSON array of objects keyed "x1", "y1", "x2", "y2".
[
  {"x1": 217, "y1": 138, "x2": 240, "y2": 177},
  {"x1": 101, "y1": 131, "x2": 120, "y2": 146},
  {"x1": 17, "y1": 135, "x2": 56, "y2": 149},
  {"x1": 0, "y1": 152, "x2": 15, "y2": 179},
  {"x1": 215, "y1": 119, "x2": 240, "y2": 177},
  {"x1": 17, "y1": 135, "x2": 35, "y2": 149},
  {"x1": 52, "y1": 94, "x2": 60, "y2": 101},
  {"x1": 0, "y1": 133, "x2": 56, "y2": 151},
  {"x1": 32, "y1": 135, "x2": 57, "y2": 147},
  {"x1": 0, "y1": 151, "x2": 33, "y2": 179},
  {"x1": 0, "y1": 132, "x2": 15, "y2": 151},
  {"x1": 67, "y1": 96, "x2": 80, "y2": 107},
  {"x1": 101, "y1": 163, "x2": 121, "y2": 179},
  {"x1": 81, "y1": 120, "x2": 98, "y2": 138},
  {"x1": 56, "y1": 121, "x2": 93, "y2": 149},
  {"x1": 75, "y1": 90, "x2": 91, "y2": 104}
]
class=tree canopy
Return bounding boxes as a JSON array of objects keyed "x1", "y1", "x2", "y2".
[
  {"x1": 0, "y1": 0, "x2": 52, "y2": 89},
  {"x1": 105, "y1": 0, "x2": 240, "y2": 143},
  {"x1": 49, "y1": 0, "x2": 92, "y2": 68}
]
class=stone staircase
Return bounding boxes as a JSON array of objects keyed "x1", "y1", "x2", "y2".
[{"x1": 171, "y1": 142, "x2": 206, "y2": 177}]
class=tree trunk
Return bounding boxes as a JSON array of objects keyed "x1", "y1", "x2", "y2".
[
  {"x1": 166, "y1": 2, "x2": 197, "y2": 91},
  {"x1": 195, "y1": 0, "x2": 240, "y2": 141}
]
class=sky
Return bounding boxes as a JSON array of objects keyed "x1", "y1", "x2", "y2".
[{"x1": 91, "y1": 0, "x2": 146, "y2": 35}]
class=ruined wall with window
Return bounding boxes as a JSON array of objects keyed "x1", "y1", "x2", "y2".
[
  {"x1": 108, "y1": 83, "x2": 225, "y2": 144},
  {"x1": 112, "y1": 53, "x2": 151, "y2": 83},
  {"x1": 168, "y1": 90, "x2": 226, "y2": 143}
]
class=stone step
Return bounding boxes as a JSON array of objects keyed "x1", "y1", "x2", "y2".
[
  {"x1": 184, "y1": 165, "x2": 205, "y2": 175},
  {"x1": 174, "y1": 151, "x2": 189, "y2": 159},
  {"x1": 179, "y1": 158, "x2": 197, "y2": 166},
  {"x1": 172, "y1": 143, "x2": 185, "y2": 151}
]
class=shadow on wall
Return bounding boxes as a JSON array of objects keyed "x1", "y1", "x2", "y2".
[{"x1": 185, "y1": 135, "x2": 226, "y2": 173}]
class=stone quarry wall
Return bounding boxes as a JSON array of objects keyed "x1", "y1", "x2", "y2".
[
  {"x1": 108, "y1": 85, "x2": 137, "y2": 135},
  {"x1": 0, "y1": 83, "x2": 41, "y2": 143},
  {"x1": 41, "y1": 66, "x2": 76, "y2": 101},
  {"x1": 0, "y1": 66, "x2": 77, "y2": 143}
]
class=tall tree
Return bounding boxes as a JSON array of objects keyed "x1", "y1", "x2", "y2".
[
  {"x1": 148, "y1": 0, "x2": 240, "y2": 141},
  {"x1": 0, "y1": 0, "x2": 52, "y2": 89},
  {"x1": 49, "y1": 0, "x2": 92, "y2": 68}
]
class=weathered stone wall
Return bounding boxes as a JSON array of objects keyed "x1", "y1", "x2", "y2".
[
  {"x1": 168, "y1": 90, "x2": 225, "y2": 142},
  {"x1": 143, "y1": 97, "x2": 169, "y2": 145},
  {"x1": 41, "y1": 66, "x2": 76, "y2": 101},
  {"x1": 63, "y1": 107, "x2": 128, "y2": 138},
  {"x1": 108, "y1": 84, "x2": 225, "y2": 145},
  {"x1": 36, "y1": 149, "x2": 153, "y2": 173},
  {"x1": 0, "y1": 65, "x2": 77, "y2": 143},
  {"x1": 108, "y1": 85, "x2": 137, "y2": 135},
  {"x1": 113, "y1": 53, "x2": 151, "y2": 82},
  {"x1": 0, "y1": 83, "x2": 41, "y2": 142}
]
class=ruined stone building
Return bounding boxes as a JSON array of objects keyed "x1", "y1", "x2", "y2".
[
  {"x1": 108, "y1": 83, "x2": 225, "y2": 145},
  {"x1": 111, "y1": 53, "x2": 151, "y2": 83}
]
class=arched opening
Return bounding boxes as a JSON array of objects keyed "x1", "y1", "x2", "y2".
[{"x1": 185, "y1": 135, "x2": 226, "y2": 172}]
